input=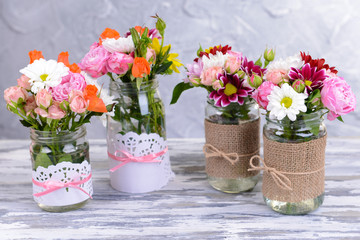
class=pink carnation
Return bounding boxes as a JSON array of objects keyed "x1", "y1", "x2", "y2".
[
  {"x1": 48, "y1": 102, "x2": 66, "y2": 119},
  {"x1": 145, "y1": 48, "x2": 156, "y2": 63},
  {"x1": 225, "y1": 56, "x2": 242, "y2": 74},
  {"x1": 4, "y1": 86, "x2": 28, "y2": 106},
  {"x1": 69, "y1": 90, "x2": 88, "y2": 114},
  {"x1": 321, "y1": 77, "x2": 356, "y2": 121},
  {"x1": 186, "y1": 59, "x2": 203, "y2": 84},
  {"x1": 106, "y1": 52, "x2": 134, "y2": 75},
  {"x1": 252, "y1": 81, "x2": 276, "y2": 110},
  {"x1": 79, "y1": 44, "x2": 109, "y2": 78},
  {"x1": 17, "y1": 75, "x2": 31, "y2": 90},
  {"x1": 265, "y1": 68, "x2": 288, "y2": 85},
  {"x1": 200, "y1": 66, "x2": 224, "y2": 86},
  {"x1": 51, "y1": 72, "x2": 87, "y2": 102}
]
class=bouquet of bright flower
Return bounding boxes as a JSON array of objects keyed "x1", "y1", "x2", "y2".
[
  {"x1": 4, "y1": 50, "x2": 111, "y2": 132},
  {"x1": 171, "y1": 45, "x2": 268, "y2": 123},
  {"x1": 79, "y1": 15, "x2": 182, "y2": 137},
  {"x1": 252, "y1": 51, "x2": 356, "y2": 139}
]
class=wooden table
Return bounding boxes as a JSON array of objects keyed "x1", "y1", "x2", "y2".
[{"x1": 0, "y1": 138, "x2": 359, "y2": 239}]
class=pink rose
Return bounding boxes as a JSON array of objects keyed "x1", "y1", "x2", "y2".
[
  {"x1": 145, "y1": 48, "x2": 156, "y2": 63},
  {"x1": 252, "y1": 81, "x2": 276, "y2": 110},
  {"x1": 51, "y1": 72, "x2": 87, "y2": 102},
  {"x1": 265, "y1": 69, "x2": 288, "y2": 85},
  {"x1": 321, "y1": 77, "x2": 356, "y2": 121},
  {"x1": 34, "y1": 107, "x2": 48, "y2": 118},
  {"x1": 48, "y1": 102, "x2": 66, "y2": 119},
  {"x1": 228, "y1": 50, "x2": 243, "y2": 59},
  {"x1": 224, "y1": 56, "x2": 242, "y2": 74},
  {"x1": 200, "y1": 66, "x2": 224, "y2": 86},
  {"x1": 36, "y1": 89, "x2": 52, "y2": 109},
  {"x1": 24, "y1": 95, "x2": 37, "y2": 116},
  {"x1": 106, "y1": 52, "x2": 134, "y2": 75},
  {"x1": 4, "y1": 86, "x2": 28, "y2": 106},
  {"x1": 17, "y1": 74, "x2": 31, "y2": 90},
  {"x1": 79, "y1": 44, "x2": 109, "y2": 78},
  {"x1": 69, "y1": 90, "x2": 88, "y2": 114}
]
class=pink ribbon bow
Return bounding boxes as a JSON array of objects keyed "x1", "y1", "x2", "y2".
[
  {"x1": 108, "y1": 146, "x2": 168, "y2": 173},
  {"x1": 32, "y1": 173, "x2": 93, "y2": 199}
]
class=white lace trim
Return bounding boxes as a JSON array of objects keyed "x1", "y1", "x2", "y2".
[
  {"x1": 108, "y1": 132, "x2": 174, "y2": 193},
  {"x1": 32, "y1": 161, "x2": 93, "y2": 206}
]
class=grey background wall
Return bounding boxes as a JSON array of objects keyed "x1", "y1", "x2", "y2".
[{"x1": 1, "y1": 0, "x2": 359, "y2": 139}]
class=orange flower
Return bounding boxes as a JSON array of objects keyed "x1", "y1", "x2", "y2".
[
  {"x1": 83, "y1": 85, "x2": 98, "y2": 100},
  {"x1": 134, "y1": 26, "x2": 148, "y2": 37},
  {"x1": 83, "y1": 85, "x2": 107, "y2": 112},
  {"x1": 57, "y1": 52, "x2": 70, "y2": 66},
  {"x1": 29, "y1": 50, "x2": 44, "y2": 64},
  {"x1": 87, "y1": 96, "x2": 107, "y2": 113},
  {"x1": 132, "y1": 57, "x2": 150, "y2": 78},
  {"x1": 69, "y1": 63, "x2": 81, "y2": 73},
  {"x1": 99, "y1": 28, "x2": 120, "y2": 44}
]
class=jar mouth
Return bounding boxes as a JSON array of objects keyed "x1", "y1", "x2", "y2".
[
  {"x1": 207, "y1": 97, "x2": 256, "y2": 108},
  {"x1": 110, "y1": 79, "x2": 159, "y2": 92},
  {"x1": 265, "y1": 109, "x2": 326, "y2": 123},
  {"x1": 30, "y1": 126, "x2": 86, "y2": 142}
]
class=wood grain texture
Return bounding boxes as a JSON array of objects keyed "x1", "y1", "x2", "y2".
[{"x1": 0, "y1": 138, "x2": 359, "y2": 240}]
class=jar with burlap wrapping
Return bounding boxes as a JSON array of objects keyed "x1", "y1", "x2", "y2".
[
  {"x1": 260, "y1": 111, "x2": 327, "y2": 214},
  {"x1": 204, "y1": 98, "x2": 260, "y2": 193}
]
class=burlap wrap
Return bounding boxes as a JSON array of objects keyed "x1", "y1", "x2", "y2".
[
  {"x1": 262, "y1": 134, "x2": 327, "y2": 202},
  {"x1": 204, "y1": 118, "x2": 260, "y2": 179}
]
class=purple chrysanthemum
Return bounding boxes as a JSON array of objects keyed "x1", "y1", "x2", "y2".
[
  {"x1": 241, "y1": 56, "x2": 266, "y2": 77},
  {"x1": 288, "y1": 63, "x2": 327, "y2": 91},
  {"x1": 209, "y1": 73, "x2": 253, "y2": 107}
]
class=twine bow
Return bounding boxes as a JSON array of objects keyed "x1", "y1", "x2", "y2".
[
  {"x1": 203, "y1": 144, "x2": 239, "y2": 165},
  {"x1": 32, "y1": 173, "x2": 93, "y2": 198},
  {"x1": 108, "y1": 146, "x2": 168, "y2": 172},
  {"x1": 248, "y1": 155, "x2": 293, "y2": 191}
]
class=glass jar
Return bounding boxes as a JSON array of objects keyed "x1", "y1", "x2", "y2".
[
  {"x1": 263, "y1": 110, "x2": 327, "y2": 214},
  {"x1": 30, "y1": 126, "x2": 91, "y2": 212},
  {"x1": 107, "y1": 79, "x2": 173, "y2": 193},
  {"x1": 204, "y1": 98, "x2": 260, "y2": 193}
]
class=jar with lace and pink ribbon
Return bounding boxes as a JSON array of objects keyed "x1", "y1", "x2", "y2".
[{"x1": 30, "y1": 126, "x2": 93, "y2": 212}]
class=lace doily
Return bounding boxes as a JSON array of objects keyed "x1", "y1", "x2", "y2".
[
  {"x1": 32, "y1": 161, "x2": 93, "y2": 206},
  {"x1": 108, "y1": 132, "x2": 174, "y2": 193}
]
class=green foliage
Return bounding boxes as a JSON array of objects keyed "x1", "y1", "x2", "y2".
[
  {"x1": 170, "y1": 82, "x2": 194, "y2": 105},
  {"x1": 58, "y1": 154, "x2": 72, "y2": 163},
  {"x1": 35, "y1": 153, "x2": 53, "y2": 169}
]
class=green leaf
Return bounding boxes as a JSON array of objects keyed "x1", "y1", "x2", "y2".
[
  {"x1": 170, "y1": 82, "x2": 194, "y2": 104},
  {"x1": 58, "y1": 154, "x2": 72, "y2": 163},
  {"x1": 136, "y1": 77, "x2": 143, "y2": 90},
  {"x1": 19, "y1": 119, "x2": 32, "y2": 128},
  {"x1": 337, "y1": 115, "x2": 344, "y2": 123},
  {"x1": 197, "y1": 44, "x2": 204, "y2": 57},
  {"x1": 35, "y1": 153, "x2": 53, "y2": 169},
  {"x1": 156, "y1": 61, "x2": 173, "y2": 74},
  {"x1": 255, "y1": 55, "x2": 262, "y2": 67}
]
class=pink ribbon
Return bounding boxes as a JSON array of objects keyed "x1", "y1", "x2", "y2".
[
  {"x1": 32, "y1": 173, "x2": 93, "y2": 199},
  {"x1": 108, "y1": 146, "x2": 168, "y2": 172}
]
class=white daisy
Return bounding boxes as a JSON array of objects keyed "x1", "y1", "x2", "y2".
[
  {"x1": 267, "y1": 83, "x2": 307, "y2": 121},
  {"x1": 19, "y1": 58, "x2": 69, "y2": 94},
  {"x1": 202, "y1": 51, "x2": 229, "y2": 70},
  {"x1": 102, "y1": 36, "x2": 135, "y2": 53}
]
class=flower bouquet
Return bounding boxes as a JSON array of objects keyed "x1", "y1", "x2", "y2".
[
  {"x1": 249, "y1": 51, "x2": 356, "y2": 214},
  {"x1": 4, "y1": 50, "x2": 111, "y2": 212},
  {"x1": 171, "y1": 45, "x2": 271, "y2": 193},
  {"x1": 80, "y1": 15, "x2": 181, "y2": 193}
]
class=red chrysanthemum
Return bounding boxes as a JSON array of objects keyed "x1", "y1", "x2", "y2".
[
  {"x1": 300, "y1": 51, "x2": 338, "y2": 74},
  {"x1": 194, "y1": 45, "x2": 232, "y2": 62}
]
